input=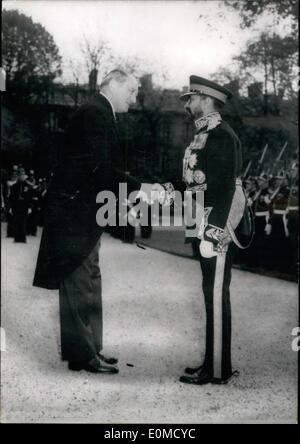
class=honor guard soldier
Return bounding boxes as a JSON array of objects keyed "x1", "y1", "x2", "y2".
[
  {"x1": 177, "y1": 75, "x2": 253, "y2": 385},
  {"x1": 27, "y1": 169, "x2": 36, "y2": 187},
  {"x1": 268, "y1": 173, "x2": 290, "y2": 272},
  {"x1": 286, "y1": 179, "x2": 298, "y2": 278},
  {"x1": 249, "y1": 173, "x2": 272, "y2": 269}
]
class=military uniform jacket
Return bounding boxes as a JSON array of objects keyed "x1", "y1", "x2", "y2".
[
  {"x1": 272, "y1": 186, "x2": 290, "y2": 212},
  {"x1": 182, "y1": 112, "x2": 243, "y2": 244},
  {"x1": 287, "y1": 186, "x2": 298, "y2": 213},
  {"x1": 33, "y1": 94, "x2": 140, "y2": 290}
]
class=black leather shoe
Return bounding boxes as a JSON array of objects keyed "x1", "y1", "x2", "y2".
[
  {"x1": 98, "y1": 353, "x2": 118, "y2": 365},
  {"x1": 180, "y1": 369, "x2": 240, "y2": 385},
  {"x1": 68, "y1": 356, "x2": 119, "y2": 374},
  {"x1": 184, "y1": 365, "x2": 203, "y2": 375},
  {"x1": 180, "y1": 369, "x2": 212, "y2": 385}
]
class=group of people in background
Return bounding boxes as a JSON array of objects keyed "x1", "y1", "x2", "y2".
[
  {"x1": 1, "y1": 165, "x2": 49, "y2": 243},
  {"x1": 240, "y1": 167, "x2": 298, "y2": 277}
]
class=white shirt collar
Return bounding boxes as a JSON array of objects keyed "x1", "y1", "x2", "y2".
[{"x1": 100, "y1": 92, "x2": 116, "y2": 119}]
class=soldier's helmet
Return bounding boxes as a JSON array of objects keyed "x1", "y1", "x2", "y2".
[{"x1": 180, "y1": 75, "x2": 232, "y2": 104}]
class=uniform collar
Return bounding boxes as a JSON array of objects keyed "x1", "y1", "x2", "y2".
[
  {"x1": 100, "y1": 92, "x2": 116, "y2": 119},
  {"x1": 194, "y1": 111, "x2": 222, "y2": 133}
]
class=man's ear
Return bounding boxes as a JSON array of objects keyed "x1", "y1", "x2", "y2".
[
  {"x1": 206, "y1": 96, "x2": 213, "y2": 107},
  {"x1": 109, "y1": 78, "x2": 118, "y2": 92}
]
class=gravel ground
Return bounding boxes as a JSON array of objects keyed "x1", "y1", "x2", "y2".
[{"x1": 1, "y1": 223, "x2": 298, "y2": 423}]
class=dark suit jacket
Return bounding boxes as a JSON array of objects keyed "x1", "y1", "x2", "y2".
[{"x1": 33, "y1": 94, "x2": 140, "y2": 289}]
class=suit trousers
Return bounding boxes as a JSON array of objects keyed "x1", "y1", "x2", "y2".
[
  {"x1": 199, "y1": 243, "x2": 235, "y2": 380},
  {"x1": 59, "y1": 238, "x2": 102, "y2": 362}
]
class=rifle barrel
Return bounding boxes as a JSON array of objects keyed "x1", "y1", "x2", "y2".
[
  {"x1": 275, "y1": 142, "x2": 288, "y2": 162},
  {"x1": 259, "y1": 144, "x2": 268, "y2": 164}
]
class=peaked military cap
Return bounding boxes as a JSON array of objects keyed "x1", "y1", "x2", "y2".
[{"x1": 180, "y1": 75, "x2": 232, "y2": 104}]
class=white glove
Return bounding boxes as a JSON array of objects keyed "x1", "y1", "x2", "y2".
[
  {"x1": 127, "y1": 207, "x2": 139, "y2": 226},
  {"x1": 137, "y1": 183, "x2": 167, "y2": 204},
  {"x1": 151, "y1": 183, "x2": 166, "y2": 204},
  {"x1": 199, "y1": 240, "x2": 218, "y2": 258},
  {"x1": 265, "y1": 223, "x2": 272, "y2": 236}
]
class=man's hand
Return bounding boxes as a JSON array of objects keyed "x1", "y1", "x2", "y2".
[
  {"x1": 127, "y1": 207, "x2": 140, "y2": 226},
  {"x1": 200, "y1": 238, "x2": 229, "y2": 257},
  {"x1": 137, "y1": 182, "x2": 174, "y2": 205},
  {"x1": 136, "y1": 183, "x2": 153, "y2": 204},
  {"x1": 137, "y1": 183, "x2": 166, "y2": 204},
  {"x1": 219, "y1": 228, "x2": 232, "y2": 246}
]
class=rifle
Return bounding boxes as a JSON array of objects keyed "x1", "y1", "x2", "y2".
[
  {"x1": 271, "y1": 142, "x2": 288, "y2": 175},
  {"x1": 259, "y1": 144, "x2": 269, "y2": 165},
  {"x1": 270, "y1": 186, "x2": 281, "y2": 201},
  {"x1": 255, "y1": 144, "x2": 269, "y2": 175},
  {"x1": 242, "y1": 160, "x2": 252, "y2": 179}
]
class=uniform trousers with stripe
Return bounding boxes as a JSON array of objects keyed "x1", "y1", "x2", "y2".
[
  {"x1": 59, "y1": 238, "x2": 102, "y2": 362},
  {"x1": 199, "y1": 242, "x2": 236, "y2": 380}
]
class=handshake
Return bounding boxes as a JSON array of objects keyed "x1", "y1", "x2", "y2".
[{"x1": 136, "y1": 182, "x2": 175, "y2": 205}]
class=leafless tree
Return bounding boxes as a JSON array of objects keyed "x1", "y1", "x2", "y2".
[{"x1": 80, "y1": 35, "x2": 113, "y2": 85}]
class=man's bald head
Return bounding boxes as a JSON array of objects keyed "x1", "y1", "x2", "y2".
[{"x1": 100, "y1": 69, "x2": 139, "y2": 113}]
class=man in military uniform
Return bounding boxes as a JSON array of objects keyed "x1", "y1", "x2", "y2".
[
  {"x1": 178, "y1": 75, "x2": 253, "y2": 385},
  {"x1": 27, "y1": 169, "x2": 36, "y2": 187},
  {"x1": 268, "y1": 173, "x2": 290, "y2": 273},
  {"x1": 248, "y1": 173, "x2": 272, "y2": 269}
]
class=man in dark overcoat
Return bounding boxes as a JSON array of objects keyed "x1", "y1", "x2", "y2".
[{"x1": 33, "y1": 70, "x2": 139, "y2": 373}]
